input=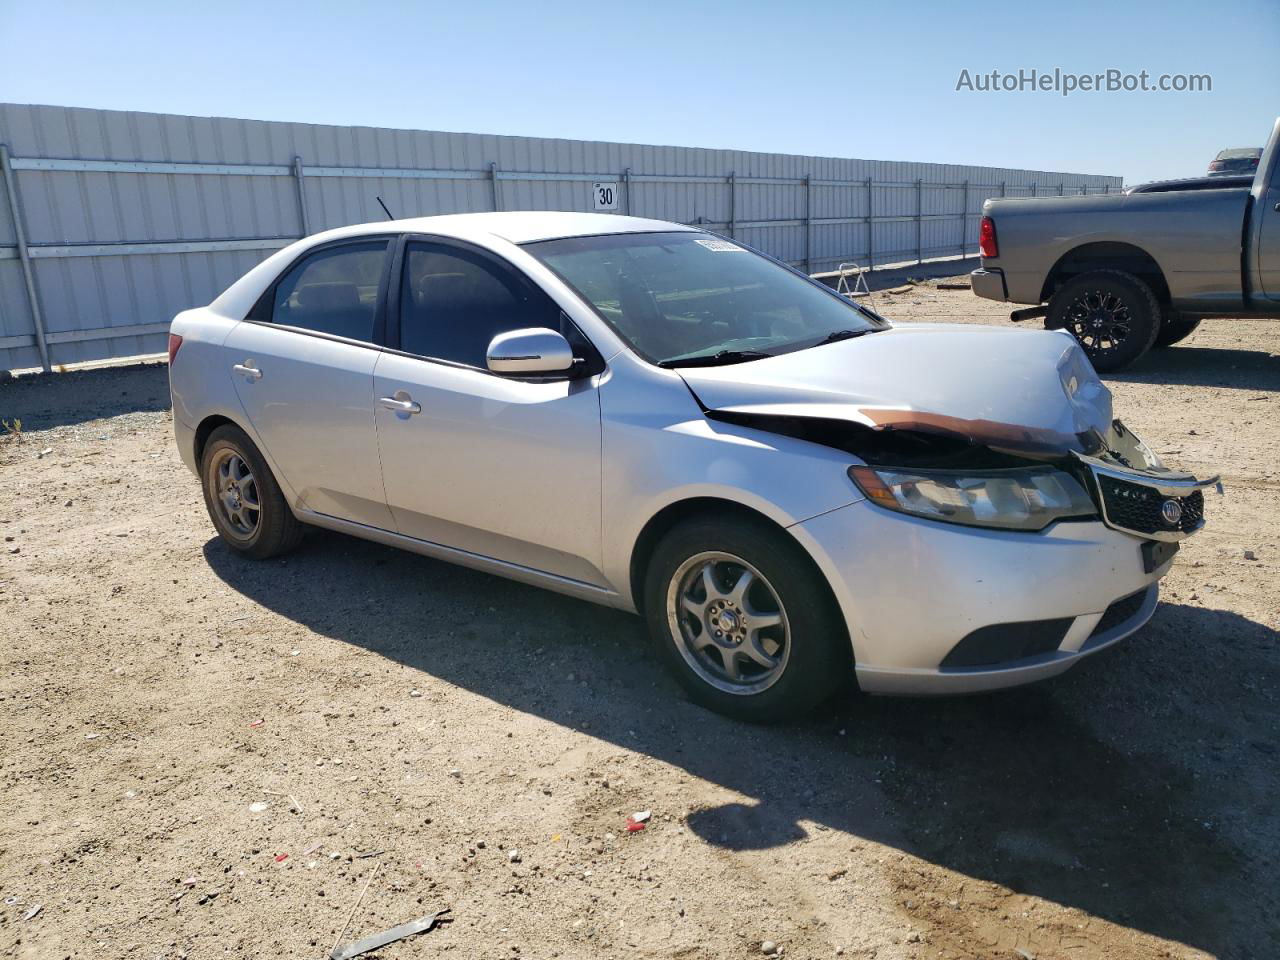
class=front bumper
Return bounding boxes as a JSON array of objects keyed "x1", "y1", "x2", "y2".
[
  {"x1": 790, "y1": 499, "x2": 1178, "y2": 695},
  {"x1": 970, "y1": 266, "x2": 1007, "y2": 302}
]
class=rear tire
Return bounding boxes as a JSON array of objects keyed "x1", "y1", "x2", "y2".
[
  {"x1": 1154, "y1": 313, "x2": 1201, "y2": 347},
  {"x1": 643, "y1": 516, "x2": 849, "y2": 723},
  {"x1": 200, "y1": 424, "x2": 303, "y2": 560},
  {"x1": 1046, "y1": 269, "x2": 1160, "y2": 372}
]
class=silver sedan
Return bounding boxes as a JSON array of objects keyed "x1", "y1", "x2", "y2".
[{"x1": 168, "y1": 212, "x2": 1216, "y2": 721}]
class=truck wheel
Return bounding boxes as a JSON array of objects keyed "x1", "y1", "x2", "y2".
[
  {"x1": 1047, "y1": 270, "x2": 1160, "y2": 372},
  {"x1": 1154, "y1": 314, "x2": 1201, "y2": 347}
]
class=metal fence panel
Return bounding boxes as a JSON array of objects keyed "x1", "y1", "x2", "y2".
[{"x1": 0, "y1": 103, "x2": 1120, "y2": 372}]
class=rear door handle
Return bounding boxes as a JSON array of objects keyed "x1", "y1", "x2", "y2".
[
  {"x1": 232, "y1": 363, "x2": 262, "y2": 381},
  {"x1": 378, "y1": 396, "x2": 422, "y2": 415}
]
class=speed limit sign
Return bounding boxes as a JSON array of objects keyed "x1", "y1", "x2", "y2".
[{"x1": 593, "y1": 181, "x2": 619, "y2": 210}]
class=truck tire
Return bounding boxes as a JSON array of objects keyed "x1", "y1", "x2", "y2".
[
  {"x1": 1046, "y1": 269, "x2": 1161, "y2": 372},
  {"x1": 1154, "y1": 314, "x2": 1201, "y2": 347}
]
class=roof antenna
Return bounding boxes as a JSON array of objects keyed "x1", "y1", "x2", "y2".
[{"x1": 376, "y1": 196, "x2": 395, "y2": 220}]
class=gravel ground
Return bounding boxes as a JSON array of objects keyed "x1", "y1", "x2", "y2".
[{"x1": 1, "y1": 283, "x2": 1277, "y2": 960}]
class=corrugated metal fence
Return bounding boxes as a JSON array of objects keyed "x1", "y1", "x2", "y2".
[{"x1": 0, "y1": 103, "x2": 1121, "y2": 372}]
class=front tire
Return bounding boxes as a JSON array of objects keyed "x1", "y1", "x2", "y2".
[
  {"x1": 200, "y1": 424, "x2": 303, "y2": 560},
  {"x1": 1047, "y1": 269, "x2": 1160, "y2": 372},
  {"x1": 643, "y1": 517, "x2": 848, "y2": 723}
]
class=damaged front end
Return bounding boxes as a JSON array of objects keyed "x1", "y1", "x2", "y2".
[
  {"x1": 1074, "y1": 420, "x2": 1221, "y2": 543},
  {"x1": 681, "y1": 324, "x2": 1218, "y2": 541},
  {"x1": 706, "y1": 406, "x2": 1219, "y2": 541}
]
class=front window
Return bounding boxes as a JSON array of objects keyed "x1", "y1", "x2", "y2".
[{"x1": 524, "y1": 231, "x2": 885, "y2": 366}]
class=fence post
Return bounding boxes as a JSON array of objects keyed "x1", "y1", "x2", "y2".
[
  {"x1": 728, "y1": 171, "x2": 736, "y2": 238},
  {"x1": 1059, "y1": 182, "x2": 1065, "y2": 196},
  {"x1": 0, "y1": 143, "x2": 50, "y2": 374},
  {"x1": 915, "y1": 178, "x2": 923, "y2": 265},
  {"x1": 961, "y1": 179, "x2": 969, "y2": 255},
  {"x1": 1001, "y1": 181, "x2": 1007, "y2": 198},
  {"x1": 623, "y1": 167, "x2": 632, "y2": 215},
  {"x1": 803, "y1": 173, "x2": 811, "y2": 274},
  {"x1": 490, "y1": 162, "x2": 501, "y2": 211},
  {"x1": 865, "y1": 176, "x2": 874, "y2": 268},
  {"x1": 292, "y1": 155, "x2": 310, "y2": 237}
]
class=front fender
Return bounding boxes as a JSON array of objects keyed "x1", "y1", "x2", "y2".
[{"x1": 597, "y1": 355, "x2": 862, "y2": 609}]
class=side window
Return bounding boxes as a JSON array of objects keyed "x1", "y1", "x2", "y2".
[
  {"x1": 399, "y1": 242, "x2": 562, "y2": 367},
  {"x1": 270, "y1": 241, "x2": 388, "y2": 342}
]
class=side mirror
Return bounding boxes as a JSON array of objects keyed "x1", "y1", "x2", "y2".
[{"x1": 486, "y1": 327, "x2": 575, "y2": 376}]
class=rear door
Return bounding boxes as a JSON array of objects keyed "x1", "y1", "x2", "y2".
[
  {"x1": 224, "y1": 238, "x2": 395, "y2": 529},
  {"x1": 371, "y1": 237, "x2": 605, "y2": 586}
]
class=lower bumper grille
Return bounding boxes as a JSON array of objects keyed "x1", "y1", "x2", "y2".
[
  {"x1": 940, "y1": 617, "x2": 1074, "y2": 670},
  {"x1": 1088, "y1": 589, "x2": 1149, "y2": 641}
]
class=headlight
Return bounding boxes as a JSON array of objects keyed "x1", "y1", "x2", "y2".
[{"x1": 848, "y1": 464, "x2": 1096, "y2": 531}]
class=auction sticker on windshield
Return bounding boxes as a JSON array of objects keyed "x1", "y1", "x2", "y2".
[{"x1": 695, "y1": 238, "x2": 746, "y2": 252}]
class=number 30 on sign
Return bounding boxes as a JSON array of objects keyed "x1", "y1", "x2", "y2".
[{"x1": 593, "y1": 182, "x2": 619, "y2": 210}]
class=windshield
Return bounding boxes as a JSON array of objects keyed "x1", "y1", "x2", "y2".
[{"x1": 523, "y1": 231, "x2": 885, "y2": 366}]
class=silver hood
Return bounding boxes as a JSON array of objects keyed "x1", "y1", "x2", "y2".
[{"x1": 677, "y1": 324, "x2": 1113, "y2": 456}]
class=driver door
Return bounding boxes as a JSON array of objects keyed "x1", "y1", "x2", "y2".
[{"x1": 371, "y1": 238, "x2": 606, "y2": 587}]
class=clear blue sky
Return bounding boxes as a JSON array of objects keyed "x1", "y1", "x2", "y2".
[{"x1": 1, "y1": 0, "x2": 1276, "y2": 184}]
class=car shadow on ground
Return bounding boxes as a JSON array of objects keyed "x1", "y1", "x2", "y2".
[
  {"x1": 1108, "y1": 342, "x2": 1280, "y2": 391},
  {"x1": 204, "y1": 529, "x2": 1278, "y2": 956},
  {"x1": 0, "y1": 362, "x2": 170, "y2": 430}
]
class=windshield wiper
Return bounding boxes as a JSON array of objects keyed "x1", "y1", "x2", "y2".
[
  {"x1": 811, "y1": 328, "x2": 877, "y2": 346},
  {"x1": 657, "y1": 349, "x2": 775, "y2": 368}
]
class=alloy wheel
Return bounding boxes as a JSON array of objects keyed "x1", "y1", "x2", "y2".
[
  {"x1": 666, "y1": 551, "x2": 791, "y2": 695},
  {"x1": 210, "y1": 448, "x2": 260, "y2": 540},
  {"x1": 1064, "y1": 288, "x2": 1132, "y2": 358}
]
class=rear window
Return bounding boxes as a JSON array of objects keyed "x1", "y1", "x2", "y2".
[{"x1": 270, "y1": 241, "x2": 388, "y2": 342}]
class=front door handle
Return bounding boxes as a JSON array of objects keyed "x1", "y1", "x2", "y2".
[
  {"x1": 378, "y1": 396, "x2": 422, "y2": 415},
  {"x1": 232, "y1": 363, "x2": 262, "y2": 381}
]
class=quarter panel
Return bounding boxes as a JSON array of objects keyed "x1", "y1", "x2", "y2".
[{"x1": 984, "y1": 191, "x2": 1250, "y2": 309}]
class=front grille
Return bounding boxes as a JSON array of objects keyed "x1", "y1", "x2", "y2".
[
  {"x1": 1088, "y1": 589, "x2": 1148, "y2": 640},
  {"x1": 1096, "y1": 474, "x2": 1204, "y2": 536}
]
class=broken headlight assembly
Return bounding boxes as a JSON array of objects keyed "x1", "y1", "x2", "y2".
[{"x1": 847, "y1": 464, "x2": 1097, "y2": 532}]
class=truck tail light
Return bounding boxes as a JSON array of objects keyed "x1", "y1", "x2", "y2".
[
  {"x1": 1208, "y1": 160, "x2": 1224, "y2": 172},
  {"x1": 167, "y1": 333, "x2": 184, "y2": 365},
  {"x1": 979, "y1": 216, "x2": 999, "y2": 259}
]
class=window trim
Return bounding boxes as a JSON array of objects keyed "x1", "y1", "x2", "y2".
[
  {"x1": 244, "y1": 235, "x2": 398, "y2": 350},
  {"x1": 389, "y1": 232, "x2": 604, "y2": 379}
]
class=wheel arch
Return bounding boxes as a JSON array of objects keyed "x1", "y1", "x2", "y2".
[
  {"x1": 194, "y1": 413, "x2": 247, "y2": 467},
  {"x1": 1041, "y1": 241, "x2": 1171, "y2": 306},
  {"x1": 627, "y1": 497, "x2": 853, "y2": 666}
]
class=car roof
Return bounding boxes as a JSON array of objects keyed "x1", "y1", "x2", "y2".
[
  {"x1": 1214, "y1": 147, "x2": 1262, "y2": 159},
  {"x1": 206, "y1": 211, "x2": 702, "y2": 321},
  {"x1": 320, "y1": 211, "x2": 699, "y2": 246}
]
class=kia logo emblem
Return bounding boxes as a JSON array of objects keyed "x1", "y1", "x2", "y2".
[{"x1": 1160, "y1": 499, "x2": 1183, "y2": 526}]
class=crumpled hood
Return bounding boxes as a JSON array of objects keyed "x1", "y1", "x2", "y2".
[{"x1": 678, "y1": 324, "x2": 1113, "y2": 456}]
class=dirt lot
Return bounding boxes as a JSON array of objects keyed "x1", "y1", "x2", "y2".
[{"x1": 1, "y1": 283, "x2": 1277, "y2": 960}]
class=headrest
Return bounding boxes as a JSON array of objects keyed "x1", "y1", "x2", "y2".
[{"x1": 296, "y1": 281, "x2": 360, "y2": 313}]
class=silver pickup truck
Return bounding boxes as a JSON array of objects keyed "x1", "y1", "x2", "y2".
[{"x1": 972, "y1": 118, "x2": 1280, "y2": 370}]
